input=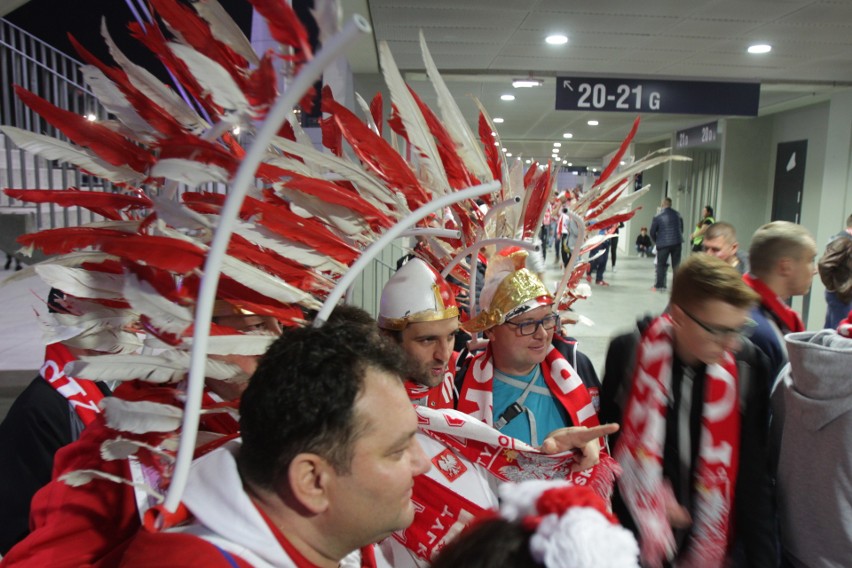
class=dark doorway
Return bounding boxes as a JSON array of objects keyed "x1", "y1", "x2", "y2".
[{"x1": 771, "y1": 140, "x2": 807, "y2": 223}]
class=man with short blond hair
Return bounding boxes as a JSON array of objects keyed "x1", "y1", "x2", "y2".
[
  {"x1": 744, "y1": 220, "x2": 817, "y2": 379},
  {"x1": 702, "y1": 221, "x2": 748, "y2": 275}
]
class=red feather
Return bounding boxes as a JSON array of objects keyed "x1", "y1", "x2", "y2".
[
  {"x1": 589, "y1": 116, "x2": 640, "y2": 207},
  {"x1": 326, "y1": 99, "x2": 430, "y2": 210},
  {"x1": 479, "y1": 113, "x2": 501, "y2": 188},
  {"x1": 370, "y1": 93, "x2": 383, "y2": 136},
  {"x1": 155, "y1": 134, "x2": 240, "y2": 177},
  {"x1": 387, "y1": 104, "x2": 409, "y2": 142},
  {"x1": 320, "y1": 86, "x2": 343, "y2": 157},
  {"x1": 247, "y1": 0, "x2": 313, "y2": 62},
  {"x1": 278, "y1": 170, "x2": 395, "y2": 231},
  {"x1": 244, "y1": 52, "x2": 278, "y2": 113},
  {"x1": 99, "y1": 235, "x2": 207, "y2": 274},
  {"x1": 227, "y1": 237, "x2": 330, "y2": 295},
  {"x1": 523, "y1": 160, "x2": 539, "y2": 188},
  {"x1": 4, "y1": 188, "x2": 152, "y2": 214},
  {"x1": 585, "y1": 210, "x2": 639, "y2": 233},
  {"x1": 585, "y1": 181, "x2": 629, "y2": 222},
  {"x1": 14, "y1": 86, "x2": 154, "y2": 174},
  {"x1": 522, "y1": 166, "x2": 552, "y2": 240},
  {"x1": 17, "y1": 227, "x2": 133, "y2": 255},
  {"x1": 406, "y1": 86, "x2": 476, "y2": 190}
]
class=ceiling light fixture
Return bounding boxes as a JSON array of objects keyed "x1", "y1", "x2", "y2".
[
  {"x1": 748, "y1": 44, "x2": 772, "y2": 54},
  {"x1": 501, "y1": 94, "x2": 515, "y2": 101},
  {"x1": 502, "y1": 147, "x2": 507, "y2": 153},
  {"x1": 525, "y1": 159, "x2": 531, "y2": 164},
  {"x1": 493, "y1": 117, "x2": 505, "y2": 123},
  {"x1": 506, "y1": 152, "x2": 513, "y2": 157},
  {"x1": 562, "y1": 132, "x2": 573, "y2": 139},
  {"x1": 587, "y1": 120, "x2": 599, "y2": 126},
  {"x1": 512, "y1": 78, "x2": 544, "y2": 88},
  {"x1": 546, "y1": 34, "x2": 568, "y2": 45},
  {"x1": 553, "y1": 142, "x2": 561, "y2": 147},
  {"x1": 85, "y1": 113, "x2": 97, "y2": 121}
]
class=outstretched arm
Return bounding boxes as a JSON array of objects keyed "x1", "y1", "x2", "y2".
[{"x1": 539, "y1": 423, "x2": 619, "y2": 471}]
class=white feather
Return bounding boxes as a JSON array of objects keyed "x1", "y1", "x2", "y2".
[
  {"x1": 100, "y1": 20, "x2": 208, "y2": 134},
  {"x1": 181, "y1": 333, "x2": 276, "y2": 356},
  {"x1": 168, "y1": 42, "x2": 250, "y2": 120},
  {"x1": 36, "y1": 310, "x2": 84, "y2": 345},
  {"x1": 150, "y1": 194, "x2": 213, "y2": 232},
  {"x1": 231, "y1": 220, "x2": 348, "y2": 274},
  {"x1": 274, "y1": 185, "x2": 372, "y2": 238},
  {"x1": 60, "y1": 468, "x2": 164, "y2": 501},
  {"x1": 123, "y1": 270, "x2": 193, "y2": 336},
  {"x1": 62, "y1": 328, "x2": 144, "y2": 355},
  {"x1": 66, "y1": 352, "x2": 245, "y2": 383},
  {"x1": 35, "y1": 264, "x2": 125, "y2": 299},
  {"x1": 354, "y1": 92, "x2": 381, "y2": 135},
  {"x1": 0, "y1": 126, "x2": 144, "y2": 184},
  {"x1": 419, "y1": 31, "x2": 491, "y2": 182},
  {"x1": 150, "y1": 157, "x2": 231, "y2": 186},
  {"x1": 101, "y1": 397, "x2": 184, "y2": 433},
  {"x1": 1, "y1": 252, "x2": 119, "y2": 288},
  {"x1": 220, "y1": 255, "x2": 323, "y2": 310},
  {"x1": 270, "y1": 136, "x2": 404, "y2": 211},
  {"x1": 100, "y1": 437, "x2": 176, "y2": 462},
  {"x1": 378, "y1": 41, "x2": 450, "y2": 197},
  {"x1": 81, "y1": 65, "x2": 157, "y2": 140},
  {"x1": 311, "y1": 0, "x2": 342, "y2": 44},
  {"x1": 192, "y1": 0, "x2": 260, "y2": 66}
]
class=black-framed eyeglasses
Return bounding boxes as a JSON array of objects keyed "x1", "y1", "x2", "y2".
[
  {"x1": 680, "y1": 307, "x2": 756, "y2": 341},
  {"x1": 503, "y1": 314, "x2": 560, "y2": 336}
]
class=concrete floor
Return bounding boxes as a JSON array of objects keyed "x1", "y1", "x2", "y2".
[{"x1": 0, "y1": 249, "x2": 673, "y2": 420}]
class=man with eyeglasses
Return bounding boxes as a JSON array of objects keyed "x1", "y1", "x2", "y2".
[
  {"x1": 456, "y1": 249, "x2": 601, "y2": 447},
  {"x1": 606, "y1": 254, "x2": 777, "y2": 568}
]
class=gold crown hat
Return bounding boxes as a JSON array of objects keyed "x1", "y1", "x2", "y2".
[
  {"x1": 377, "y1": 258, "x2": 460, "y2": 331},
  {"x1": 462, "y1": 249, "x2": 553, "y2": 333}
]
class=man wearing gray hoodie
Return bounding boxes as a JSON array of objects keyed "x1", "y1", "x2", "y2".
[{"x1": 777, "y1": 326, "x2": 852, "y2": 567}]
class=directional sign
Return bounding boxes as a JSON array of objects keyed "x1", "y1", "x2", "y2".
[
  {"x1": 556, "y1": 77, "x2": 759, "y2": 116},
  {"x1": 676, "y1": 121, "x2": 720, "y2": 149}
]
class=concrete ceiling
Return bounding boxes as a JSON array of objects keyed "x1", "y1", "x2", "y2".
[{"x1": 342, "y1": 0, "x2": 852, "y2": 168}]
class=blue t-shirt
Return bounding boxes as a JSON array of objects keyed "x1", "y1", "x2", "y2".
[{"x1": 492, "y1": 366, "x2": 569, "y2": 446}]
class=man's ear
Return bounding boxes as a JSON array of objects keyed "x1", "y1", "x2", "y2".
[
  {"x1": 730, "y1": 241, "x2": 739, "y2": 254},
  {"x1": 777, "y1": 257, "x2": 794, "y2": 277},
  {"x1": 287, "y1": 453, "x2": 333, "y2": 514}
]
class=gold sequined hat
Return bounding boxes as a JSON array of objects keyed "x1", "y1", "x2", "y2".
[{"x1": 462, "y1": 249, "x2": 553, "y2": 333}]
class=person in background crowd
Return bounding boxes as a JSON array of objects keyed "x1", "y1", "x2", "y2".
[
  {"x1": 818, "y1": 212, "x2": 852, "y2": 328},
  {"x1": 635, "y1": 227, "x2": 652, "y2": 257},
  {"x1": 649, "y1": 197, "x2": 684, "y2": 292},
  {"x1": 702, "y1": 221, "x2": 749, "y2": 275},
  {"x1": 587, "y1": 230, "x2": 610, "y2": 286},
  {"x1": 608, "y1": 255, "x2": 777, "y2": 568},
  {"x1": 744, "y1": 220, "x2": 817, "y2": 381},
  {"x1": 610, "y1": 221, "x2": 624, "y2": 273},
  {"x1": 378, "y1": 258, "x2": 460, "y2": 409},
  {"x1": 690, "y1": 205, "x2": 714, "y2": 252}
]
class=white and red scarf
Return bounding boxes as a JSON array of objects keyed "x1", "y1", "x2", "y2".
[
  {"x1": 743, "y1": 273, "x2": 805, "y2": 333},
  {"x1": 399, "y1": 407, "x2": 619, "y2": 563},
  {"x1": 404, "y1": 353, "x2": 457, "y2": 410},
  {"x1": 614, "y1": 314, "x2": 741, "y2": 568},
  {"x1": 457, "y1": 344, "x2": 599, "y2": 431},
  {"x1": 40, "y1": 342, "x2": 105, "y2": 426}
]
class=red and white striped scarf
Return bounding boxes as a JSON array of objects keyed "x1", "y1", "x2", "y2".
[
  {"x1": 615, "y1": 314, "x2": 741, "y2": 567},
  {"x1": 41, "y1": 342, "x2": 106, "y2": 426},
  {"x1": 743, "y1": 273, "x2": 805, "y2": 333},
  {"x1": 457, "y1": 344, "x2": 599, "y2": 431}
]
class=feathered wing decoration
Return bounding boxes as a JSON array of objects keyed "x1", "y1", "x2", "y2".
[
  {"x1": 419, "y1": 30, "x2": 491, "y2": 183},
  {"x1": 191, "y1": 0, "x2": 260, "y2": 67},
  {"x1": 4, "y1": 189, "x2": 152, "y2": 220},
  {"x1": 378, "y1": 41, "x2": 451, "y2": 198},
  {"x1": 66, "y1": 352, "x2": 245, "y2": 384},
  {"x1": 166, "y1": 42, "x2": 251, "y2": 120}
]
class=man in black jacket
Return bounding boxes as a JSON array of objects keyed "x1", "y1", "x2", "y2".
[
  {"x1": 603, "y1": 255, "x2": 777, "y2": 568},
  {"x1": 650, "y1": 197, "x2": 684, "y2": 291}
]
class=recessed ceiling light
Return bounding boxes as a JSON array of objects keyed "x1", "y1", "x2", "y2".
[
  {"x1": 501, "y1": 94, "x2": 515, "y2": 101},
  {"x1": 501, "y1": 147, "x2": 507, "y2": 153},
  {"x1": 562, "y1": 132, "x2": 573, "y2": 139},
  {"x1": 620, "y1": 161, "x2": 625, "y2": 165},
  {"x1": 512, "y1": 78, "x2": 544, "y2": 88},
  {"x1": 568, "y1": 162, "x2": 573, "y2": 167},
  {"x1": 506, "y1": 152, "x2": 513, "y2": 157},
  {"x1": 525, "y1": 159, "x2": 531, "y2": 164},
  {"x1": 748, "y1": 44, "x2": 772, "y2": 54},
  {"x1": 494, "y1": 141, "x2": 499, "y2": 146},
  {"x1": 491, "y1": 131, "x2": 497, "y2": 136},
  {"x1": 546, "y1": 34, "x2": 568, "y2": 45},
  {"x1": 587, "y1": 120, "x2": 599, "y2": 126},
  {"x1": 553, "y1": 142, "x2": 561, "y2": 147},
  {"x1": 493, "y1": 117, "x2": 505, "y2": 123},
  {"x1": 562, "y1": 160, "x2": 567, "y2": 164}
]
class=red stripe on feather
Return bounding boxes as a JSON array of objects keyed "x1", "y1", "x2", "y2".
[
  {"x1": 17, "y1": 227, "x2": 133, "y2": 255},
  {"x1": 479, "y1": 113, "x2": 501, "y2": 189},
  {"x1": 370, "y1": 93, "x2": 383, "y2": 136}
]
